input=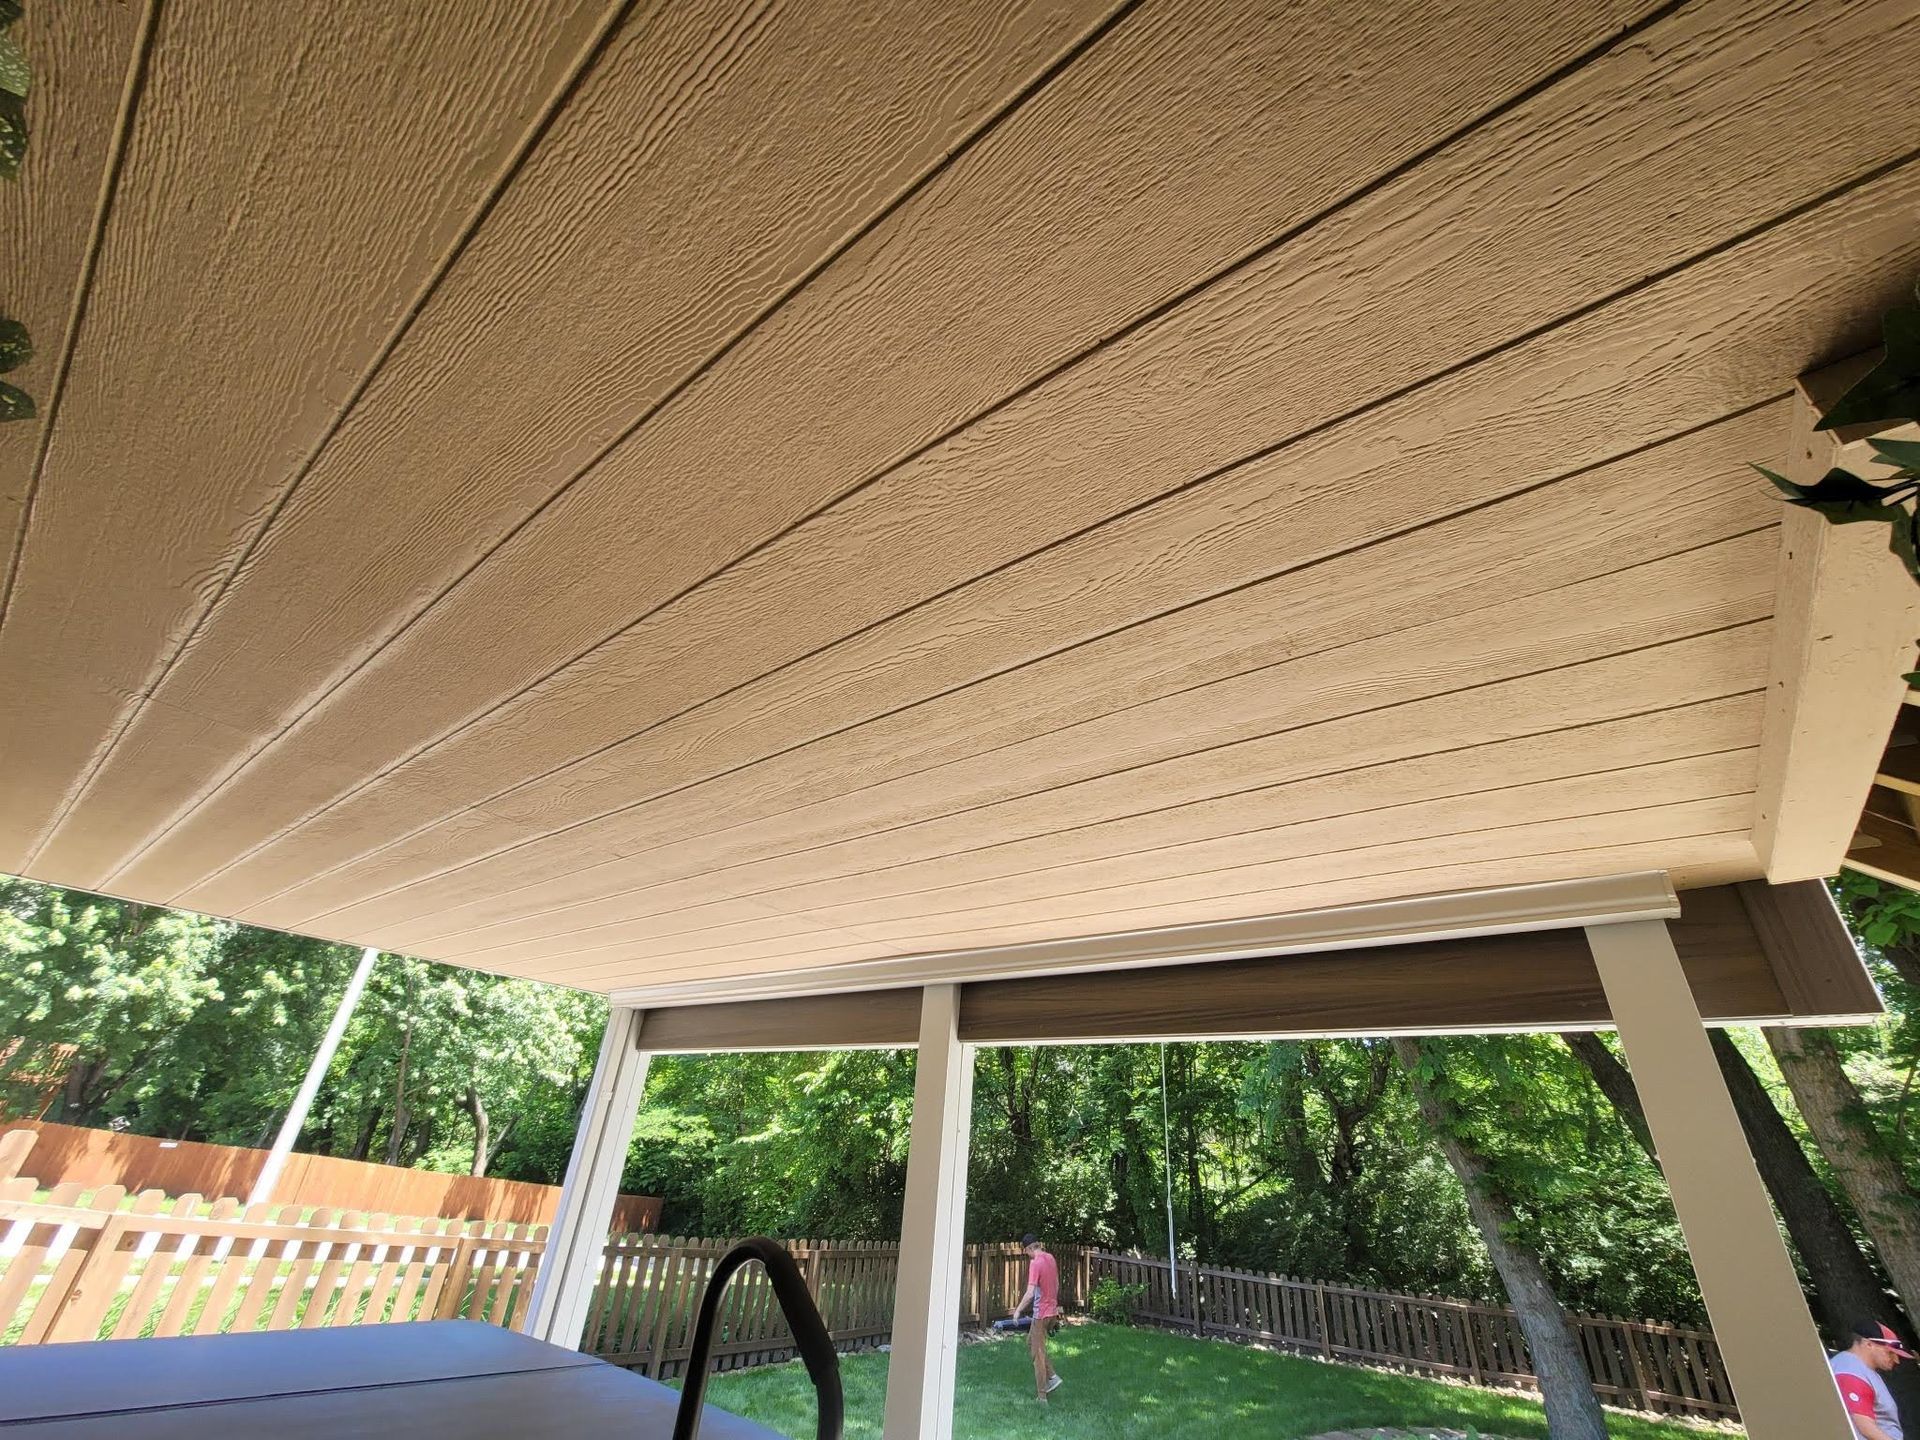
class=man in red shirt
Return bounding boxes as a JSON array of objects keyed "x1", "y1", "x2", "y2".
[
  {"x1": 1831, "y1": 1318, "x2": 1913, "y2": 1439},
  {"x1": 1009, "y1": 1233, "x2": 1063, "y2": 1402}
]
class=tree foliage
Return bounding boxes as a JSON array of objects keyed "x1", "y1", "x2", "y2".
[{"x1": 14, "y1": 868, "x2": 1920, "y2": 1343}]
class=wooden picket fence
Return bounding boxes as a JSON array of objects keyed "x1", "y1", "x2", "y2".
[
  {"x1": 0, "y1": 1132, "x2": 1085, "y2": 1373},
  {"x1": 580, "y1": 1236, "x2": 1090, "y2": 1380},
  {"x1": 1092, "y1": 1251, "x2": 1737, "y2": 1421}
]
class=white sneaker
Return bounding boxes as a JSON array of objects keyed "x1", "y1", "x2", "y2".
[{"x1": 1046, "y1": 1374, "x2": 1063, "y2": 1394}]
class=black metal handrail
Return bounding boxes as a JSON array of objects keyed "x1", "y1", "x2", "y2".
[{"x1": 670, "y1": 1237, "x2": 844, "y2": 1440}]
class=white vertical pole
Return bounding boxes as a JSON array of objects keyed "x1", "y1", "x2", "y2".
[
  {"x1": 1587, "y1": 919, "x2": 1850, "y2": 1439},
  {"x1": 249, "y1": 945, "x2": 379, "y2": 1207},
  {"x1": 882, "y1": 985, "x2": 974, "y2": 1440},
  {"x1": 1160, "y1": 1042, "x2": 1180, "y2": 1324},
  {"x1": 522, "y1": 1005, "x2": 650, "y2": 1347}
]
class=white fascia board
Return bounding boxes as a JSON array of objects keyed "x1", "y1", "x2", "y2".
[{"x1": 608, "y1": 870, "x2": 1678, "y2": 1009}]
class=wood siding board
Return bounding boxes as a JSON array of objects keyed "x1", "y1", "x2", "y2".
[
  {"x1": 613, "y1": 823, "x2": 1760, "y2": 986},
  {"x1": 403, "y1": 520, "x2": 1778, "y2": 964},
  {"x1": 35, "y1": 0, "x2": 1121, "y2": 890},
  {"x1": 258, "y1": 125, "x2": 1920, "y2": 956},
  {"x1": 0, "y1": 0, "x2": 618, "y2": 873},
  {"x1": 504, "y1": 627, "x2": 1769, "y2": 983},
  {"x1": 0, "y1": 0, "x2": 150, "y2": 611},
  {"x1": 513, "y1": 743, "x2": 1760, "y2": 981},
  {"x1": 121, "y1": 0, "x2": 1677, "y2": 919},
  {"x1": 165, "y1": 0, "x2": 1919, "y2": 947}
]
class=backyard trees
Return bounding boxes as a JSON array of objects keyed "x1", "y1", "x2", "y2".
[
  {"x1": 0, "y1": 876, "x2": 225, "y2": 1124},
  {"x1": 1394, "y1": 1035, "x2": 1609, "y2": 1440}
]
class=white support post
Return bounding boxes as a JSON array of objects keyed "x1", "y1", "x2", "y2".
[
  {"x1": 522, "y1": 1005, "x2": 650, "y2": 1348},
  {"x1": 250, "y1": 944, "x2": 379, "y2": 1207},
  {"x1": 1587, "y1": 920, "x2": 1849, "y2": 1439},
  {"x1": 882, "y1": 985, "x2": 974, "y2": 1440}
]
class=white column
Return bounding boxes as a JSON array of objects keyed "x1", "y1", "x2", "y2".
[
  {"x1": 522, "y1": 1005, "x2": 650, "y2": 1347},
  {"x1": 1587, "y1": 920, "x2": 1849, "y2": 1439},
  {"x1": 250, "y1": 945, "x2": 379, "y2": 1206},
  {"x1": 882, "y1": 985, "x2": 974, "y2": 1440}
]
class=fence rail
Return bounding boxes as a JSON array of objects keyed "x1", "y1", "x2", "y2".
[
  {"x1": 0, "y1": 1133, "x2": 1086, "y2": 1375},
  {"x1": 0, "y1": 1130, "x2": 1731, "y2": 1420},
  {"x1": 1091, "y1": 1251, "x2": 1735, "y2": 1421}
]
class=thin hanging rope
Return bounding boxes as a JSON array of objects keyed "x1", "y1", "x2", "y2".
[{"x1": 1160, "y1": 1042, "x2": 1181, "y2": 1326}]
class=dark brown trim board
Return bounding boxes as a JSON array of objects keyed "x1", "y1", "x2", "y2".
[
  {"x1": 631, "y1": 882, "x2": 1880, "y2": 1051},
  {"x1": 636, "y1": 987, "x2": 924, "y2": 1052}
]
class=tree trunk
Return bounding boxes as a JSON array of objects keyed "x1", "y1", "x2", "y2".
[
  {"x1": 1877, "y1": 937, "x2": 1920, "y2": 996},
  {"x1": 349, "y1": 1105, "x2": 383, "y2": 1162},
  {"x1": 464, "y1": 1083, "x2": 489, "y2": 1178},
  {"x1": 1569, "y1": 1027, "x2": 1899, "y2": 1341},
  {"x1": 383, "y1": 1020, "x2": 413, "y2": 1167},
  {"x1": 1711, "y1": 1030, "x2": 1898, "y2": 1338},
  {"x1": 1560, "y1": 1033, "x2": 1656, "y2": 1157},
  {"x1": 1768, "y1": 1026, "x2": 1920, "y2": 1317},
  {"x1": 1395, "y1": 1037, "x2": 1608, "y2": 1440}
]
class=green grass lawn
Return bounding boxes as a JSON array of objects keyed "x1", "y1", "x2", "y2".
[{"x1": 698, "y1": 1323, "x2": 1737, "y2": 1440}]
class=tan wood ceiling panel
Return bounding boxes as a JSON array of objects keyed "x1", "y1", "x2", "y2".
[
  {"x1": 261, "y1": 354, "x2": 1796, "y2": 947},
  {"x1": 28, "y1": 0, "x2": 1119, "y2": 885},
  {"x1": 379, "y1": 530, "x2": 1772, "y2": 965},
  {"x1": 300, "y1": 140, "x2": 1920, "y2": 945},
  {"x1": 574, "y1": 810, "x2": 1762, "y2": 986},
  {"x1": 410, "y1": 693, "x2": 1762, "y2": 962},
  {"x1": 2, "y1": 1, "x2": 1914, "y2": 992},
  {"x1": 171, "y1": 0, "x2": 1920, "y2": 937},
  {"x1": 0, "y1": 1, "x2": 148, "y2": 592},
  {"x1": 0, "y1": 0, "x2": 618, "y2": 866},
  {"x1": 445, "y1": 624, "x2": 1768, "y2": 979},
  {"x1": 83, "y1": 0, "x2": 1663, "y2": 908},
  {"x1": 463, "y1": 725, "x2": 1762, "y2": 977}
]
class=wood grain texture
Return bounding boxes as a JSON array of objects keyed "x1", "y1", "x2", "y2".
[
  {"x1": 325, "y1": 547, "x2": 1776, "y2": 966},
  {"x1": 1735, "y1": 879, "x2": 1881, "y2": 1020},
  {"x1": 242, "y1": 121, "x2": 1920, "y2": 944},
  {"x1": 436, "y1": 691, "x2": 1763, "y2": 968},
  {"x1": 431, "y1": 601, "x2": 1771, "y2": 976},
  {"x1": 4, "y1": 0, "x2": 1915, "y2": 996},
  {"x1": 953, "y1": 896, "x2": 1794, "y2": 1044},
  {"x1": 0, "y1": 0, "x2": 148, "y2": 600},
  {"x1": 490, "y1": 755, "x2": 1761, "y2": 986},
  {"x1": 638, "y1": 989, "x2": 924, "y2": 1053},
  {"x1": 0, "y1": 0, "x2": 617, "y2": 869},
  {"x1": 536, "y1": 802, "x2": 1760, "y2": 990},
  {"x1": 29, "y1": 0, "x2": 1119, "y2": 886},
  {"x1": 107, "y1": 0, "x2": 1668, "y2": 908},
  {"x1": 251, "y1": 384, "x2": 1788, "y2": 951}
]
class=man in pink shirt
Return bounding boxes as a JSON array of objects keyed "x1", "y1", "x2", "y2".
[{"x1": 1009, "y1": 1233, "x2": 1063, "y2": 1402}]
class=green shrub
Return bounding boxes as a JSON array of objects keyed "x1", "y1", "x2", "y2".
[{"x1": 1087, "y1": 1276, "x2": 1146, "y2": 1326}]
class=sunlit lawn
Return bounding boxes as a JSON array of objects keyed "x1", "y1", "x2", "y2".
[{"x1": 698, "y1": 1322, "x2": 1738, "y2": 1440}]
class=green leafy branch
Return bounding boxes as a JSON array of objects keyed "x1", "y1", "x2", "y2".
[{"x1": 1759, "y1": 279, "x2": 1920, "y2": 581}]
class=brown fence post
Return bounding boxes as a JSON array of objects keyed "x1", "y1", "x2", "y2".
[
  {"x1": 434, "y1": 1228, "x2": 480, "y2": 1320},
  {"x1": 0, "y1": 1128, "x2": 35, "y2": 1180},
  {"x1": 41, "y1": 1212, "x2": 129, "y2": 1343},
  {"x1": 1313, "y1": 1280, "x2": 1332, "y2": 1358},
  {"x1": 1622, "y1": 1318, "x2": 1655, "y2": 1411}
]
